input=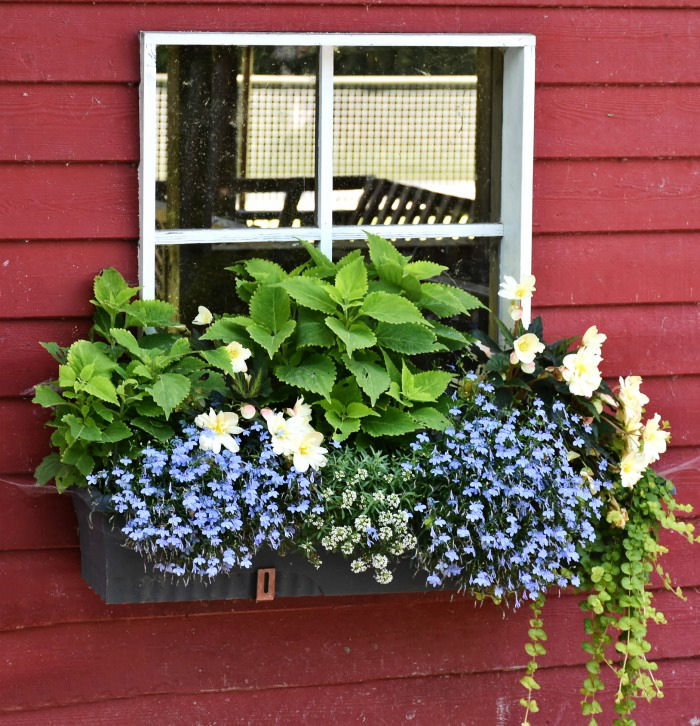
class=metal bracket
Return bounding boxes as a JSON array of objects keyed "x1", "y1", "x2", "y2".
[{"x1": 256, "y1": 568, "x2": 276, "y2": 602}]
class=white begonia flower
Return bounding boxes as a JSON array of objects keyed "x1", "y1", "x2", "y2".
[
  {"x1": 286, "y1": 396, "x2": 313, "y2": 424},
  {"x1": 194, "y1": 408, "x2": 243, "y2": 454},
  {"x1": 509, "y1": 333, "x2": 545, "y2": 366},
  {"x1": 617, "y1": 375, "x2": 649, "y2": 433},
  {"x1": 641, "y1": 413, "x2": 670, "y2": 465},
  {"x1": 582, "y1": 325, "x2": 607, "y2": 352},
  {"x1": 498, "y1": 273, "x2": 536, "y2": 301},
  {"x1": 265, "y1": 411, "x2": 310, "y2": 457},
  {"x1": 619, "y1": 450, "x2": 646, "y2": 489},
  {"x1": 520, "y1": 361, "x2": 536, "y2": 374},
  {"x1": 192, "y1": 306, "x2": 213, "y2": 326},
  {"x1": 224, "y1": 341, "x2": 252, "y2": 374},
  {"x1": 291, "y1": 428, "x2": 328, "y2": 473},
  {"x1": 560, "y1": 346, "x2": 603, "y2": 398}
]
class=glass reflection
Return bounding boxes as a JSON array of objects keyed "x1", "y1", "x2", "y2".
[{"x1": 156, "y1": 45, "x2": 317, "y2": 230}]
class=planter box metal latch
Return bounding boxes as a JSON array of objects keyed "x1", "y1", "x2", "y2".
[{"x1": 256, "y1": 568, "x2": 276, "y2": 602}]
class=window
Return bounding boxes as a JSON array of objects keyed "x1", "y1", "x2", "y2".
[{"x1": 139, "y1": 33, "x2": 535, "y2": 329}]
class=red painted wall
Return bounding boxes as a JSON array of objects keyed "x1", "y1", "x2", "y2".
[{"x1": 1, "y1": 1, "x2": 699, "y2": 723}]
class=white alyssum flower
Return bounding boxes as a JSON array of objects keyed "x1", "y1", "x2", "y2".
[
  {"x1": 192, "y1": 306, "x2": 213, "y2": 326},
  {"x1": 194, "y1": 408, "x2": 243, "y2": 454}
]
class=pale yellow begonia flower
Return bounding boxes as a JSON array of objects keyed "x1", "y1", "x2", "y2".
[
  {"x1": 286, "y1": 396, "x2": 313, "y2": 424},
  {"x1": 291, "y1": 429, "x2": 328, "y2": 473},
  {"x1": 509, "y1": 333, "x2": 545, "y2": 367},
  {"x1": 617, "y1": 375, "x2": 649, "y2": 433},
  {"x1": 498, "y1": 274, "x2": 537, "y2": 302},
  {"x1": 192, "y1": 306, "x2": 213, "y2": 326},
  {"x1": 224, "y1": 341, "x2": 252, "y2": 374},
  {"x1": 582, "y1": 325, "x2": 607, "y2": 352},
  {"x1": 560, "y1": 347, "x2": 603, "y2": 398},
  {"x1": 619, "y1": 450, "x2": 646, "y2": 489},
  {"x1": 641, "y1": 413, "x2": 670, "y2": 465},
  {"x1": 194, "y1": 408, "x2": 243, "y2": 454}
]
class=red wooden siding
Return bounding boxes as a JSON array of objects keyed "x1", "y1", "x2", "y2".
[{"x1": 1, "y1": 1, "x2": 699, "y2": 723}]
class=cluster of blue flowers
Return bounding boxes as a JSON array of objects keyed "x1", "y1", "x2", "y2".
[
  {"x1": 410, "y1": 380, "x2": 613, "y2": 600},
  {"x1": 89, "y1": 420, "x2": 322, "y2": 579}
]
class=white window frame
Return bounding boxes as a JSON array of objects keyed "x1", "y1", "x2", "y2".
[{"x1": 139, "y1": 32, "x2": 535, "y2": 322}]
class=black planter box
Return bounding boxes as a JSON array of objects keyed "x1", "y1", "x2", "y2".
[{"x1": 72, "y1": 489, "x2": 434, "y2": 604}]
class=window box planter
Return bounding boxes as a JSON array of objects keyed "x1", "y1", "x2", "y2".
[{"x1": 72, "y1": 488, "x2": 432, "y2": 604}]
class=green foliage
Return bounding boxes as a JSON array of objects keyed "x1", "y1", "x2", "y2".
[
  {"x1": 211, "y1": 234, "x2": 480, "y2": 440},
  {"x1": 33, "y1": 268, "x2": 229, "y2": 491},
  {"x1": 577, "y1": 469, "x2": 698, "y2": 725}
]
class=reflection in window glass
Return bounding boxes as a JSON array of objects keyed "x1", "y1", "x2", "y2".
[
  {"x1": 332, "y1": 47, "x2": 478, "y2": 224},
  {"x1": 156, "y1": 46, "x2": 317, "y2": 230}
]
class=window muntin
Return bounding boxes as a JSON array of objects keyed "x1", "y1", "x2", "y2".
[{"x1": 140, "y1": 33, "x2": 535, "y2": 326}]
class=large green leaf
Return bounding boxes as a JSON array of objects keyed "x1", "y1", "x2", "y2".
[
  {"x1": 295, "y1": 309, "x2": 335, "y2": 348},
  {"x1": 449, "y1": 286, "x2": 485, "y2": 312},
  {"x1": 35, "y1": 453, "x2": 62, "y2": 486},
  {"x1": 375, "y1": 322, "x2": 438, "y2": 354},
  {"x1": 132, "y1": 417, "x2": 174, "y2": 443},
  {"x1": 248, "y1": 319, "x2": 296, "y2": 359},
  {"x1": 63, "y1": 414, "x2": 105, "y2": 442},
  {"x1": 110, "y1": 328, "x2": 150, "y2": 363},
  {"x1": 366, "y1": 233, "x2": 407, "y2": 269},
  {"x1": 243, "y1": 258, "x2": 286, "y2": 282},
  {"x1": 401, "y1": 365, "x2": 454, "y2": 403},
  {"x1": 275, "y1": 354, "x2": 336, "y2": 398},
  {"x1": 334, "y1": 255, "x2": 368, "y2": 302},
  {"x1": 418, "y1": 283, "x2": 466, "y2": 317},
  {"x1": 33, "y1": 385, "x2": 68, "y2": 408},
  {"x1": 411, "y1": 406, "x2": 450, "y2": 430},
  {"x1": 92, "y1": 268, "x2": 138, "y2": 311},
  {"x1": 362, "y1": 406, "x2": 421, "y2": 437},
  {"x1": 249, "y1": 285, "x2": 291, "y2": 333},
  {"x1": 344, "y1": 356, "x2": 391, "y2": 406},
  {"x1": 146, "y1": 372, "x2": 191, "y2": 418},
  {"x1": 101, "y1": 420, "x2": 133, "y2": 443},
  {"x1": 374, "y1": 261, "x2": 404, "y2": 288},
  {"x1": 201, "y1": 347, "x2": 236, "y2": 375},
  {"x1": 325, "y1": 317, "x2": 376, "y2": 356},
  {"x1": 200, "y1": 317, "x2": 252, "y2": 345},
  {"x1": 127, "y1": 299, "x2": 178, "y2": 328},
  {"x1": 67, "y1": 340, "x2": 118, "y2": 376},
  {"x1": 360, "y1": 292, "x2": 426, "y2": 325},
  {"x1": 404, "y1": 260, "x2": 448, "y2": 280},
  {"x1": 300, "y1": 240, "x2": 336, "y2": 277},
  {"x1": 281, "y1": 277, "x2": 337, "y2": 314},
  {"x1": 82, "y1": 375, "x2": 119, "y2": 405},
  {"x1": 431, "y1": 321, "x2": 470, "y2": 351}
]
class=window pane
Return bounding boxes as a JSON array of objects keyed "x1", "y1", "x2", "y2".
[
  {"x1": 156, "y1": 45, "x2": 317, "y2": 230},
  {"x1": 332, "y1": 47, "x2": 488, "y2": 226}
]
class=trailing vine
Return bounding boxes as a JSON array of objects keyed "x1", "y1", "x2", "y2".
[
  {"x1": 577, "y1": 469, "x2": 696, "y2": 725},
  {"x1": 520, "y1": 594, "x2": 547, "y2": 725}
]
